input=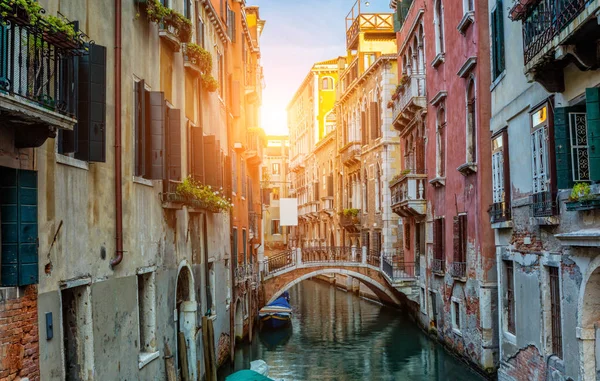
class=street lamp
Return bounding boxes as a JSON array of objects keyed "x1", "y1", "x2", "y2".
[{"x1": 365, "y1": 1, "x2": 370, "y2": 6}]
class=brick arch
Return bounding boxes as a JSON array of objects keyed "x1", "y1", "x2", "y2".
[{"x1": 263, "y1": 267, "x2": 402, "y2": 306}]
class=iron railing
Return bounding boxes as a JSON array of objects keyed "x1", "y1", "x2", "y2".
[
  {"x1": 0, "y1": 9, "x2": 87, "y2": 117},
  {"x1": 366, "y1": 249, "x2": 380, "y2": 268},
  {"x1": 382, "y1": 255, "x2": 417, "y2": 281},
  {"x1": 302, "y1": 246, "x2": 356, "y2": 263},
  {"x1": 340, "y1": 141, "x2": 362, "y2": 165},
  {"x1": 522, "y1": 0, "x2": 588, "y2": 64},
  {"x1": 449, "y1": 262, "x2": 467, "y2": 279},
  {"x1": 530, "y1": 190, "x2": 558, "y2": 217},
  {"x1": 489, "y1": 201, "x2": 511, "y2": 223},
  {"x1": 432, "y1": 258, "x2": 445, "y2": 274},
  {"x1": 265, "y1": 250, "x2": 295, "y2": 275}
]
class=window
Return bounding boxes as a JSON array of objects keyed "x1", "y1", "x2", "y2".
[
  {"x1": 362, "y1": 231, "x2": 371, "y2": 252},
  {"x1": 241, "y1": 162, "x2": 247, "y2": 197},
  {"x1": 404, "y1": 223, "x2": 411, "y2": 250},
  {"x1": 436, "y1": 107, "x2": 446, "y2": 177},
  {"x1": 272, "y1": 163, "x2": 280, "y2": 175},
  {"x1": 197, "y1": 17, "x2": 205, "y2": 48},
  {"x1": 505, "y1": 261, "x2": 515, "y2": 334},
  {"x1": 232, "y1": 151, "x2": 238, "y2": 194},
  {"x1": 375, "y1": 165, "x2": 381, "y2": 211},
  {"x1": 232, "y1": 227, "x2": 238, "y2": 265},
  {"x1": 433, "y1": 217, "x2": 445, "y2": 272},
  {"x1": 364, "y1": 53, "x2": 376, "y2": 69},
  {"x1": 272, "y1": 187, "x2": 280, "y2": 200},
  {"x1": 217, "y1": 53, "x2": 224, "y2": 98},
  {"x1": 0, "y1": 167, "x2": 38, "y2": 287},
  {"x1": 271, "y1": 219, "x2": 281, "y2": 235},
  {"x1": 549, "y1": 266, "x2": 562, "y2": 358},
  {"x1": 321, "y1": 77, "x2": 334, "y2": 90},
  {"x1": 492, "y1": 133, "x2": 505, "y2": 203},
  {"x1": 183, "y1": 0, "x2": 190, "y2": 19},
  {"x1": 464, "y1": 0, "x2": 474, "y2": 12},
  {"x1": 491, "y1": 129, "x2": 511, "y2": 222},
  {"x1": 420, "y1": 287, "x2": 426, "y2": 313},
  {"x1": 227, "y1": 4, "x2": 236, "y2": 42},
  {"x1": 466, "y1": 79, "x2": 476, "y2": 163},
  {"x1": 430, "y1": 291, "x2": 438, "y2": 327},
  {"x1": 569, "y1": 112, "x2": 590, "y2": 182},
  {"x1": 434, "y1": 0, "x2": 445, "y2": 54},
  {"x1": 453, "y1": 214, "x2": 467, "y2": 265},
  {"x1": 452, "y1": 299, "x2": 461, "y2": 332},
  {"x1": 137, "y1": 272, "x2": 157, "y2": 356},
  {"x1": 370, "y1": 99, "x2": 380, "y2": 141},
  {"x1": 207, "y1": 262, "x2": 216, "y2": 314},
  {"x1": 242, "y1": 229, "x2": 247, "y2": 264},
  {"x1": 531, "y1": 105, "x2": 550, "y2": 194},
  {"x1": 134, "y1": 79, "x2": 146, "y2": 177},
  {"x1": 363, "y1": 168, "x2": 368, "y2": 213},
  {"x1": 491, "y1": 0, "x2": 505, "y2": 80}
]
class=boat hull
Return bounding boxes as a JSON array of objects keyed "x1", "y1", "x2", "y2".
[{"x1": 260, "y1": 314, "x2": 291, "y2": 329}]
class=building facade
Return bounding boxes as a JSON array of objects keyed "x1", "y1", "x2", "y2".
[
  {"x1": 0, "y1": 0, "x2": 263, "y2": 379},
  {"x1": 390, "y1": 0, "x2": 497, "y2": 373},
  {"x1": 489, "y1": 0, "x2": 600, "y2": 379},
  {"x1": 262, "y1": 135, "x2": 290, "y2": 251}
]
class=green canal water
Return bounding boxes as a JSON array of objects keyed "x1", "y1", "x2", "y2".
[{"x1": 219, "y1": 279, "x2": 487, "y2": 381}]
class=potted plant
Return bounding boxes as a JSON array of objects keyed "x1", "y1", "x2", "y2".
[
  {"x1": 0, "y1": 0, "x2": 43, "y2": 25},
  {"x1": 185, "y1": 43, "x2": 212, "y2": 73},
  {"x1": 566, "y1": 182, "x2": 600, "y2": 211},
  {"x1": 173, "y1": 176, "x2": 232, "y2": 213},
  {"x1": 202, "y1": 74, "x2": 219, "y2": 92}
]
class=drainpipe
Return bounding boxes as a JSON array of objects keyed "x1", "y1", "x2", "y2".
[{"x1": 110, "y1": 0, "x2": 124, "y2": 268}]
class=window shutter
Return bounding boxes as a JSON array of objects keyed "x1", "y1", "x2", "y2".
[
  {"x1": 0, "y1": 168, "x2": 38, "y2": 287},
  {"x1": 327, "y1": 175, "x2": 334, "y2": 197},
  {"x1": 554, "y1": 107, "x2": 574, "y2": 189},
  {"x1": 586, "y1": 88, "x2": 600, "y2": 181},
  {"x1": 203, "y1": 135, "x2": 217, "y2": 187},
  {"x1": 224, "y1": 154, "x2": 232, "y2": 198},
  {"x1": 453, "y1": 216, "x2": 460, "y2": 262},
  {"x1": 147, "y1": 91, "x2": 166, "y2": 180},
  {"x1": 370, "y1": 102, "x2": 379, "y2": 140},
  {"x1": 497, "y1": 1, "x2": 505, "y2": 74},
  {"x1": 166, "y1": 107, "x2": 182, "y2": 181},
  {"x1": 361, "y1": 111, "x2": 367, "y2": 145},
  {"x1": 191, "y1": 125, "x2": 204, "y2": 184},
  {"x1": 502, "y1": 130, "x2": 511, "y2": 210},
  {"x1": 135, "y1": 80, "x2": 147, "y2": 177},
  {"x1": 215, "y1": 141, "x2": 223, "y2": 188},
  {"x1": 76, "y1": 44, "x2": 107, "y2": 162}
]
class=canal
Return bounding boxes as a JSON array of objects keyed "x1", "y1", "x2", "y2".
[{"x1": 220, "y1": 279, "x2": 487, "y2": 381}]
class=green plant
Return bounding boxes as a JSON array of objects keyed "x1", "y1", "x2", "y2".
[
  {"x1": 570, "y1": 182, "x2": 591, "y2": 201},
  {"x1": 176, "y1": 176, "x2": 232, "y2": 212},
  {"x1": 0, "y1": 0, "x2": 43, "y2": 24},
  {"x1": 343, "y1": 208, "x2": 359, "y2": 217},
  {"x1": 44, "y1": 14, "x2": 78, "y2": 40},
  {"x1": 186, "y1": 43, "x2": 212, "y2": 73},
  {"x1": 202, "y1": 74, "x2": 219, "y2": 92},
  {"x1": 146, "y1": 0, "x2": 191, "y2": 43}
]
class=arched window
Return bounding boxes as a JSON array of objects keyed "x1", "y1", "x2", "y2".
[
  {"x1": 466, "y1": 79, "x2": 476, "y2": 163},
  {"x1": 437, "y1": 107, "x2": 446, "y2": 177},
  {"x1": 363, "y1": 168, "x2": 369, "y2": 213},
  {"x1": 321, "y1": 76, "x2": 334, "y2": 90},
  {"x1": 434, "y1": 0, "x2": 445, "y2": 54},
  {"x1": 375, "y1": 164, "x2": 381, "y2": 211}
]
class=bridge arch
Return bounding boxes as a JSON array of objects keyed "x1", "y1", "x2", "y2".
[{"x1": 265, "y1": 268, "x2": 402, "y2": 306}]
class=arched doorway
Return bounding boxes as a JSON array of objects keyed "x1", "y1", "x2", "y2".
[
  {"x1": 580, "y1": 265, "x2": 600, "y2": 380},
  {"x1": 176, "y1": 264, "x2": 197, "y2": 381},
  {"x1": 234, "y1": 299, "x2": 244, "y2": 341}
]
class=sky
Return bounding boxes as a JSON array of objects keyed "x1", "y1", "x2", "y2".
[{"x1": 250, "y1": 0, "x2": 392, "y2": 136}]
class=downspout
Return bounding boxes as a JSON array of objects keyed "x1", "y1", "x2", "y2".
[{"x1": 110, "y1": 0, "x2": 123, "y2": 268}]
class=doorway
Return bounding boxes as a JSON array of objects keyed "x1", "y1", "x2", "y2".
[{"x1": 176, "y1": 265, "x2": 197, "y2": 381}]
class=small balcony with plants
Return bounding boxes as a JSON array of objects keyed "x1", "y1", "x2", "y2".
[
  {"x1": 390, "y1": 73, "x2": 426, "y2": 134},
  {"x1": 182, "y1": 43, "x2": 218, "y2": 92},
  {"x1": 161, "y1": 176, "x2": 232, "y2": 213},
  {"x1": 390, "y1": 169, "x2": 427, "y2": 217},
  {"x1": 565, "y1": 182, "x2": 600, "y2": 211},
  {"x1": 340, "y1": 208, "x2": 361, "y2": 233},
  {"x1": 143, "y1": 0, "x2": 192, "y2": 52},
  {"x1": 0, "y1": 0, "x2": 89, "y2": 143}
]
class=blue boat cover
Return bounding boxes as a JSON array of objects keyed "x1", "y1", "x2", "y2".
[
  {"x1": 269, "y1": 295, "x2": 291, "y2": 309},
  {"x1": 225, "y1": 370, "x2": 274, "y2": 381}
]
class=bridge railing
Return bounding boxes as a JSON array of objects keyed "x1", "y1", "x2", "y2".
[
  {"x1": 302, "y1": 246, "x2": 357, "y2": 263},
  {"x1": 366, "y1": 250, "x2": 380, "y2": 268},
  {"x1": 265, "y1": 250, "x2": 296, "y2": 276},
  {"x1": 382, "y1": 255, "x2": 417, "y2": 281}
]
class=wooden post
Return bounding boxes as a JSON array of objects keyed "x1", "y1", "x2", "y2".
[{"x1": 178, "y1": 332, "x2": 190, "y2": 381}]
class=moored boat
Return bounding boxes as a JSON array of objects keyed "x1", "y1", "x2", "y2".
[{"x1": 259, "y1": 291, "x2": 292, "y2": 329}]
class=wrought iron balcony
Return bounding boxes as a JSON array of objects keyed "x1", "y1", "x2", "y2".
[
  {"x1": 530, "y1": 190, "x2": 558, "y2": 218},
  {"x1": 392, "y1": 74, "x2": 426, "y2": 133},
  {"x1": 449, "y1": 262, "x2": 466, "y2": 280},
  {"x1": 340, "y1": 211, "x2": 361, "y2": 233},
  {"x1": 390, "y1": 172, "x2": 427, "y2": 217},
  {"x1": 340, "y1": 141, "x2": 362, "y2": 166},
  {"x1": 290, "y1": 153, "x2": 306, "y2": 172},
  {"x1": 489, "y1": 201, "x2": 511, "y2": 224},
  {"x1": 431, "y1": 258, "x2": 445, "y2": 274}
]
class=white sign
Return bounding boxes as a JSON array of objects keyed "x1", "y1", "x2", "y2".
[{"x1": 280, "y1": 198, "x2": 298, "y2": 226}]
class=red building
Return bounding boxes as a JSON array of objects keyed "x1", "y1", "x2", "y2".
[{"x1": 390, "y1": 0, "x2": 497, "y2": 372}]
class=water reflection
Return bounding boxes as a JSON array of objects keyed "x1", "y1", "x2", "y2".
[{"x1": 220, "y1": 279, "x2": 485, "y2": 381}]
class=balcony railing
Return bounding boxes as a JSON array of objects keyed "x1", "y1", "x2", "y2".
[
  {"x1": 302, "y1": 246, "x2": 356, "y2": 263},
  {"x1": 382, "y1": 255, "x2": 417, "y2": 281},
  {"x1": 340, "y1": 212, "x2": 361, "y2": 233},
  {"x1": 521, "y1": 0, "x2": 588, "y2": 64},
  {"x1": 392, "y1": 74, "x2": 426, "y2": 131},
  {"x1": 265, "y1": 250, "x2": 295, "y2": 276},
  {"x1": 530, "y1": 190, "x2": 558, "y2": 217},
  {"x1": 366, "y1": 249, "x2": 381, "y2": 268},
  {"x1": 449, "y1": 262, "x2": 466, "y2": 280},
  {"x1": 0, "y1": 10, "x2": 87, "y2": 118},
  {"x1": 346, "y1": 13, "x2": 394, "y2": 49},
  {"x1": 489, "y1": 201, "x2": 511, "y2": 224},
  {"x1": 340, "y1": 141, "x2": 361, "y2": 166},
  {"x1": 390, "y1": 172, "x2": 427, "y2": 217},
  {"x1": 432, "y1": 258, "x2": 445, "y2": 274},
  {"x1": 290, "y1": 153, "x2": 305, "y2": 171}
]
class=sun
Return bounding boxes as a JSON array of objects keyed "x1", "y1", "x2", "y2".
[{"x1": 261, "y1": 103, "x2": 288, "y2": 136}]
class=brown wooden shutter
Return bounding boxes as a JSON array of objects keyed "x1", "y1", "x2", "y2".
[
  {"x1": 147, "y1": 91, "x2": 166, "y2": 180},
  {"x1": 327, "y1": 175, "x2": 334, "y2": 197},
  {"x1": 453, "y1": 216, "x2": 460, "y2": 262},
  {"x1": 441, "y1": 217, "x2": 445, "y2": 258},
  {"x1": 166, "y1": 107, "x2": 182, "y2": 181},
  {"x1": 433, "y1": 219, "x2": 439, "y2": 260},
  {"x1": 361, "y1": 111, "x2": 367, "y2": 145},
  {"x1": 460, "y1": 214, "x2": 467, "y2": 262},
  {"x1": 416, "y1": 136, "x2": 425, "y2": 173},
  {"x1": 224, "y1": 154, "x2": 232, "y2": 198},
  {"x1": 370, "y1": 102, "x2": 379, "y2": 140},
  {"x1": 231, "y1": 80, "x2": 240, "y2": 117},
  {"x1": 135, "y1": 80, "x2": 147, "y2": 177},
  {"x1": 203, "y1": 135, "x2": 217, "y2": 187},
  {"x1": 191, "y1": 125, "x2": 204, "y2": 184}
]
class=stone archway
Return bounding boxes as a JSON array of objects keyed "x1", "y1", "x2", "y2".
[
  {"x1": 579, "y1": 263, "x2": 600, "y2": 380},
  {"x1": 234, "y1": 298, "x2": 244, "y2": 341},
  {"x1": 176, "y1": 263, "x2": 197, "y2": 381}
]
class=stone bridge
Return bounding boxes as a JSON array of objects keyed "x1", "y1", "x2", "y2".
[{"x1": 260, "y1": 247, "x2": 419, "y2": 307}]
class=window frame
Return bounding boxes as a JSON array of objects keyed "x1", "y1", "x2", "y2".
[
  {"x1": 434, "y1": 0, "x2": 445, "y2": 55},
  {"x1": 466, "y1": 78, "x2": 477, "y2": 164},
  {"x1": 530, "y1": 101, "x2": 556, "y2": 196},
  {"x1": 490, "y1": 0, "x2": 505, "y2": 81},
  {"x1": 548, "y1": 266, "x2": 563, "y2": 359},
  {"x1": 504, "y1": 260, "x2": 515, "y2": 335},
  {"x1": 436, "y1": 106, "x2": 446, "y2": 177}
]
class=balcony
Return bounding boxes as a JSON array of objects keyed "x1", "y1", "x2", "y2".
[
  {"x1": 390, "y1": 172, "x2": 427, "y2": 217},
  {"x1": 340, "y1": 142, "x2": 362, "y2": 166},
  {"x1": 341, "y1": 57, "x2": 359, "y2": 95},
  {"x1": 431, "y1": 258, "x2": 445, "y2": 275},
  {"x1": 290, "y1": 153, "x2": 306, "y2": 172},
  {"x1": 530, "y1": 190, "x2": 558, "y2": 217},
  {"x1": 321, "y1": 198, "x2": 335, "y2": 216},
  {"x1": 489, "y1": 201, "x2": 511, "y2": 224},
  {"x1": 345, "y1": 8, "x2": 394, "y2": 50},
  {"x1": 0, "y1": 8, "x2": 86, "y2": 147},
  {"x1": 449, "y1": 262, "x2": 466, "y2": 280},
  {"x1": 510, "y1": 0, "x2": 600, "y2": 92},
  {"x1": 244, "y1": 128, "x2": 264, "y2": 166},
  {"x1": 340, "y1": 211, "x2": 361, "y2": 233},
  {"x1": 392, "y1": 74, "x2": 426, "y2": 133}
]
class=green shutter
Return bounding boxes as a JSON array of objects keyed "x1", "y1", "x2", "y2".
[
  {"x1": 147, "y1": 91, "x2": 166, "y2": 180},
  {"x1": 497, "y1": 0, "x2": 505, "y2": 74},
  {"x1": 586, "y1": 88, "x2": 600, "y2": 181},
  {"x1": 393, "y1": 6, "x2": 402, "y2": 32},
  {"x1": 0, "y1": 168, "x2": 38, "y2": 287},
  {"x1": 554, "y1": 107, "x2": 573, "y2": 189},
  {"x1": 166, "y1": 107, "x2": 182, "y2": 181}
]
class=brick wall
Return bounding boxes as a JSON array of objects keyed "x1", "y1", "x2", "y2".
[
  {"x1": 0, "y1": 285, "x2": 39, "y2": 381},
  {"x1": 500, "y1": 345, "x2": 546, "y2": 381}
]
